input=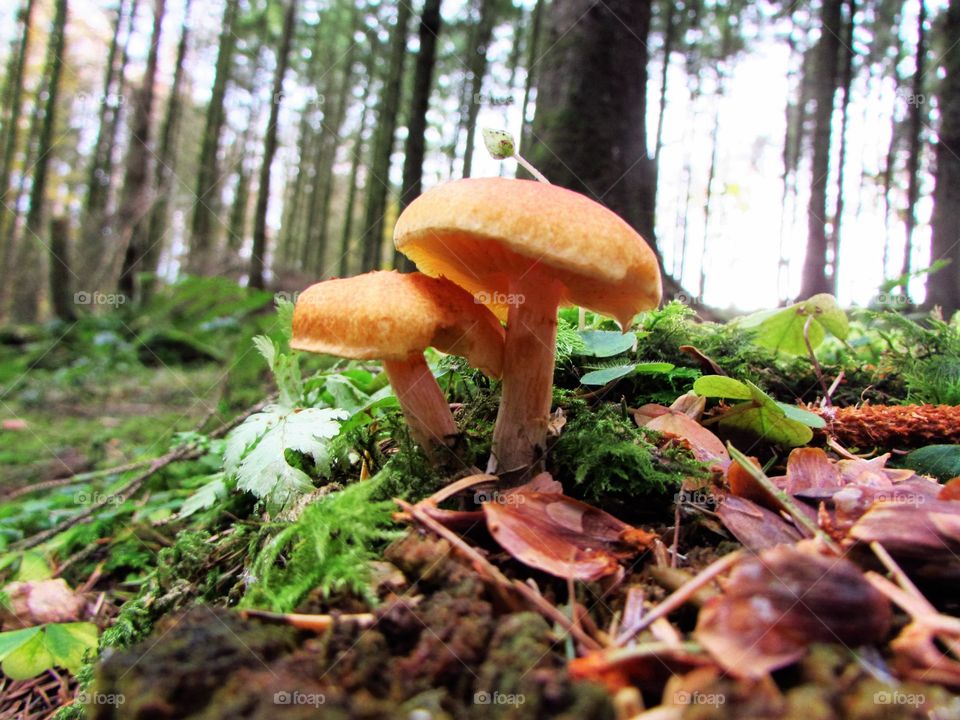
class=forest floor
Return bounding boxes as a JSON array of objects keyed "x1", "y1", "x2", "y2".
[{"x1": 1, "y1": 278, "x2": 959, "y2": 719}]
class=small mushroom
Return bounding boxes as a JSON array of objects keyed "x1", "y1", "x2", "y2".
[
  {"x1": 290, "y1": 270, "x2": 504, "y2": 458},
  {"x1": 394, "y1": 177, "x2": 662, "y2": 475}
]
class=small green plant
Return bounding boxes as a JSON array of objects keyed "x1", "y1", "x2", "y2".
[
  {"x1": 0, "y1": 622, "x2": 98, "y2": 680},
  {"x1": 242, "y1": 473, "x2": 403, "y2": 612},
  {"x1": 693, "y1": 375, "x2": 825, "y2": 447}
]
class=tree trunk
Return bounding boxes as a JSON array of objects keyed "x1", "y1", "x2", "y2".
[
  {"x1": 249, "y1": 0, "x2": 297, "y2": 290},
  {"x1": 360, "y1": 2, "x2": 411, "y2": 273},
  {"x1": 653, "y1": 0, "x2": 677, "y2": 170},
  {"x1": 901, "y1": 0, "x2": 927, "y2": 294},
  {"x1": 829, "y1": 0, "x2": 856, "y2": 296},
  {"x1": 309, "y1": 6, "x2": 362, "y2": 276},
  {"x1": 0, "y1": 0, "x2": 37, "y2": 253},
  {"x1": 927, "y1": 0, "x2": 960, "y2": 315},
  {"x1": 519, "y1": 0, "x2": 544, "y2": 153},
  {"x1": 338, "y1": 102, "x2": 371, "y2": 277},
  {"x1": 11, "y1": 0, "x2": 68, "y2": 323},
  {"x1": 117, "y1": 0, "x2": 167, "y2": 300},
  {"x1": 78, "y1": 0, "x2": 140, "y2": 286},
  {"x1": 461, "y1": 0, "x2": 498, "y2": 179},
  {"x1": 799, "y1": 0, "x2": 842, "y2": 299},
  {"x1": 138, "y1": 0, "x2": 193, "y2": 300},
  {"x1": 395, "y1": 0, "x2": 442, "y2": 271},
  {"x1": 48, "y1": 217, "x2": 76, "y2": 320},
  {"x1": 529, "y1": 0, "x2": 656, "y2": 244},
  {"x1": 187, "y1": 0, "x2": 240, "y2": 275}
]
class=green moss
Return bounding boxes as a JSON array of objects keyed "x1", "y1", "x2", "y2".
[{"x1": 549, "y1": 399, "x2": 709, "y2": 511}]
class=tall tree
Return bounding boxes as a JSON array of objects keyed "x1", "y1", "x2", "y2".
[
  {"x1": 799, "y1": 0, "x2": 843, "y2": 298},
  {"x1": 187, "y1": 0, "x2": 240, "y2": 275},
  {"x1": 528, "y1": 0, "x2": 657, "y2": 245},
  {"x1": 927, "y1": 0, "x2": 960, "y2": 315},
  {"x1": 396, "y1": 0, "x2": 443, "y2": 271},
  {"x1": 829, "y1": 0, "x2": 857, "y2": 295},
  {"x1": 901, "y1": 0, "x2": 928, "y2": 293},
  {"x1": 360, "y1": 2, "x2": 411, "y2": 273},
  {"x1": 519, "y1": 0, "x2": 544, "y2": 151},
  {"x1": 249, "y1": 0, "x2": 297, "y2": 289},
  {"x1": 460, "y1": 0, "x2": 498, "y2": 179},
  {"x1": 0, "y1": 0, "x2": 38, "y2": 271},
  {"x1": 78, "y1": 0, "x2": 140, "y2": 285},
  {"x1": 138, "y1": 0, "x2": 194, "y2": 299},
  {"x1": 116, "y1": 0, "x2": 168, "y2": 299},
  {"x1": 11, "y1": 0, "x2": 69, "y2": 322}
]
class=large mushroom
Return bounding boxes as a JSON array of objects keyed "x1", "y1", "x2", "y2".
[
  {"x1": 394, "y1": 177, "x2": 662, "y2": 475},
  {"x1": 290, "y1": 270, "x2": 504, "y2": 458}
]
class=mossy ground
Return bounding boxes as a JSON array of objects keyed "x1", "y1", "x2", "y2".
[{"x1": 2, "y1": 294, "x2": 959, "y2": 718}]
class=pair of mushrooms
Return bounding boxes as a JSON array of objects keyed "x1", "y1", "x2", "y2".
[{"x1": 291, "y1": 177, "x2": 662, "y2": 476}]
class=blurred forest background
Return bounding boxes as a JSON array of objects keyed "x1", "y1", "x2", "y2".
[{"x1": 0, "y1": 0, "x2": 958, "y2": 323}]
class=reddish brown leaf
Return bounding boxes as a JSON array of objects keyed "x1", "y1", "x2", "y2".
[
  {"x1": 0, "y1": 579, "x2": 86, "y2": 629},
  {"x1": 482, "y1": 492, "x2": 646, "y2": 581},
  {"x1": 716, "y1": 495, "x2": 804, "y2": 551},
  {"x1": 569, "y1": 643, "x2": 713, "y2": 694},
  {"x1": 695, "y1": 545, "x2": 891, "y2": 678},
  {"x1": 644, "y1": 411, "x2": 729, "y2": 470},
  {"x1": 939, "y1": 478, "x2": 960, "y2": 501},
  {"x1": 784, "y1": 447, "x2": 841, "y2": 498}
]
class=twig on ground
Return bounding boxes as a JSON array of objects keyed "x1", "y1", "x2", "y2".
[
  {"x1": 614, "y1": 550, "x2": 743, "y2": 646},
  {"x1": 396, "y1": 498, "x2": 603, "y2": 652},
  {"x1": 14, "y1": 396, "x2": 275, "y2": 551}
]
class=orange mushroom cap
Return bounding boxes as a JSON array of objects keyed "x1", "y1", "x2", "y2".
[
  {"x1": 394, "y1": 177, "x2": 662, "y2": 327},
  {"x1": 290, "y1": 270, "x2": 505, "y2": 377}
]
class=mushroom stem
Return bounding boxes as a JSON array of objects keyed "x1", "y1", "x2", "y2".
[
  {"x1": 383, "y1": 354, "x2": 458, "y2": 456},
  {"x1": 487, "y1": 271, "x2": 564, "y2": 475}
]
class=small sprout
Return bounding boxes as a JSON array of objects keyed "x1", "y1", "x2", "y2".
[
  {"x1": 480, "y1": 127, "x2": 551, "y2": 184},
  {"x1": 482, "y1": 128, "x2": 515, "y2": 159}
]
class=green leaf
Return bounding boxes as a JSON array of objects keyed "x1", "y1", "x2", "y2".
[
  {"x1": 579, "y1": 362, "x2": 674, "y2": 386},
  {"x1": 776, "y1": 402, "x2": 827, "y2": 429},
  {"x1": 0, "y1": 622, "x2": 97, "y2": 680},
  {"x1": 693, "y1": 375, "x2": 752, "y2": 400},
  {"x1": 14, "y1": 552, "x2": 52, "y2": 581},
  {"x1": 633, "y1": 362, "x2": 675, "y2": 374},
  {"x1": 742, "y1": 294, "x2": 848, "y2": 355},
  {"x1": 0, "y1": 628, "x2": 50, "y2": 680},
  {"x1": 718, "y1": 381, "x2": 814, "y2": 447},
  {"x1": 43, "y1": 622, "x2": 98, "y2": 672},
  {"x1": 254, "y1": 335, "x2": 303, "y2": 408},
  {"x1": 226, "y1": 406, "x2": 348, "y2": 513},
  {"x1": 902, "y1": 445, "x2": 960, "y2": 482},
  {"x1": 575, "y1": 331, "x2": 636, "y2": 358},
  {"x1": 179, "y1": 473, "x2": 229, "y2": 518},
  {"x1": 0, "y1": 627, "x2": 40, "y2": 661},
  {"x1": 580, "y1": 364, "x2": 636, "y2": 386}
]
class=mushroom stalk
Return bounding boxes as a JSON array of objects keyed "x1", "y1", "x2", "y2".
[
  {"x1": 383, "y1": 353, "x2": 458, "y2": 455},
  {"x1": 487, "y1": 271, "x2": 564, "y2": 475}
]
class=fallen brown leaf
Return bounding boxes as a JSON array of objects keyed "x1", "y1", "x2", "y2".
[{"x1": 695, "y1": 545, "x2": 891, "y2": 678}]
